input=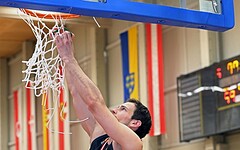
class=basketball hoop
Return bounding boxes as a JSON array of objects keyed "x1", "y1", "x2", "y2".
[
  {"x1": 19, "y1": 8, "x2": 79, "y2": 97},
  {"x1": 19, "y1": 9, "x2": 88, "y2": 134},
  {"x1": 19, "y1": 9, "x2": 79, "y2": 19}
]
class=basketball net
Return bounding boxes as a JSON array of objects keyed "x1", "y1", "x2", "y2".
[
  {"x1": 19, "y1": 9, "x2": 77, "y2": 97},
  {"x1": 18, "y1": 9, "x2": 88, "y2": 134}
]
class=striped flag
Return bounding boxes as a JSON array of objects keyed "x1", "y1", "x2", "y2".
[
  {"x1": 41, "y1": 66, "x2": 70, "y2": 150},
  {"x1": 52, "y1": 66, "x2": 71, "y2": 150},
  {"x1": 13, "y1": 87, "x2": 23, "y2": 150},
  {"x1": 146, "y1": 24, "x2": 166, "y2": 136},
  {"x1": 26, "y1": 84, "x2": 37, "y2": 150},
  {"x1": 42, "y1": 92, "x2": 51, "y2": 150},
  {"x1": 120, "y1": 26, "x2": 139, "y2": 102},
  {"x1": 57, "y1": 85, "x2": 70, "y2": 150}
]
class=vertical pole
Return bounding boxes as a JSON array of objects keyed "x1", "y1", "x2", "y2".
[{"x1": 0, "y1": 59, "x2": 9, "y2": 150}]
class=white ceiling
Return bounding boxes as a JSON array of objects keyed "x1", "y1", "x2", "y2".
[
  {"x1": 0, "y1": 17, "x2": 34, "y2": 58},
  {"x1": 0, "y1": 7, "x2": 111, "y2": 58}
]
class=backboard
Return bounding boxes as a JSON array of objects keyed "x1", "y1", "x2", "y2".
[{"x1": 0, "y1": 0, "x2": 234, "y2": 32}]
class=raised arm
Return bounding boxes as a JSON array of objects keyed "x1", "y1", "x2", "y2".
[
  {"x1": 55, "y1": 32, "x2": 96, "y2": 136},
  {"x1": 55, "y1": 31, "x2": 142, "y2": 149}
]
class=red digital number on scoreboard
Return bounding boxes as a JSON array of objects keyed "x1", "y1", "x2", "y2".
[{"x1": 216, "y1": 59, "x2": 240, "y2": 105}]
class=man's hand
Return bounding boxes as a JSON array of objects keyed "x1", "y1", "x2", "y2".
[{"x1": 55, "y1": 31, "x2": 75, "y2": 62}]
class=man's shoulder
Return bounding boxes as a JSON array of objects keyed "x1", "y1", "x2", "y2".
[{"x1": 90, "y1": 123, "x2": 106, "y2": 142}]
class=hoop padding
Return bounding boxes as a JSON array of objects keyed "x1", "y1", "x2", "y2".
[{"x1": 19, "y1": 9, "x2": 74, "y2": 97}]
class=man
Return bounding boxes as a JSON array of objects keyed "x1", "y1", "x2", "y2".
[{"x1": 55, "y1": 31, "x2": 152, "y2": 150}]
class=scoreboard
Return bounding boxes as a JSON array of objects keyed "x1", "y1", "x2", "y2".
[{"x1": 177, "y1": 55, "x2": 240, "y2": 142}]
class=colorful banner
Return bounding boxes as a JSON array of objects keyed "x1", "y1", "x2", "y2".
[
  {"x1": 58, "y1": 85, "x2": 70, "y2": 150},
  {"x1": 54, "y1": 67, "x2": 71, "y2": 150},
  {"x1": 42, "y1": 66, "x2": 70, "y2": 150},
  {"x1": 42, "y1": 92, "x2": 50, "y2": 150},
  {"x1": 13, "y1": 87, "x2": 23, "y2": 150},
  {"x1": 26, "y1": 84, "x2": 37, "y2": 150},
  {"x1": 146, "y1": 24, "x2": 166, "y2": 136},
  {"x1": 59, "y1": 88, "x2": 65, "y2": 150},
  {"x1": 120, "y1": 26, "x2": 139, "y2": 102}
]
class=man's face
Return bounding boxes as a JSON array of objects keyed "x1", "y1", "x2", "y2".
[{"x1": 110, "y1": 102, "x2": 136, "y2": 126}]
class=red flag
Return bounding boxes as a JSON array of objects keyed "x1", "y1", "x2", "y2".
[
  {"x1": 26, "y1": 84, "x2": 37, "y2": 150},
  {"x1": 59, "y1": 87, "x2": 65, "y2": 150},
  {"x1": 42, "y1": 92, "x2": 50, "y2": 150},
  {"x1": 146, "y1": 24, "x2": 166, "y2": 136},
  {"x1": 56, "y1": 67, "x2": 70, "y2": 150},
  {"x1": 13, "y1": 87, "x2": 23, "y2": 150},
  {"x1": 57, "y1": 85, "x2": 70, "y2": 150}
]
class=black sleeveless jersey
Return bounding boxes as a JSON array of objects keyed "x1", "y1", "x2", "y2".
[{"x1": 89, "y1": 134, "x2": 114, "y2": 150}]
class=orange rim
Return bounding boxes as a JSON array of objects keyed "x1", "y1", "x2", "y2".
[{"x1": 20, "y1": 8, "x2": 79, "y2": 19}]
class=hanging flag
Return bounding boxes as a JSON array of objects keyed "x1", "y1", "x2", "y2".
[
  {"x1": 51, "y1": 66, "x2": 71, "y2": 150},
  {"x1": 146, "y1": 24, "x2": 166, "y2": 136},
  {"x1": 57, "y1": 84, "x2": 70, "y2": 150},
  {"x1": 120, "y1": 26, "x2": 139, "y2": 102},
  {"x1": 42, "y1": 92, "x2": 51, "y2": 150},
  {"x1": 13, "y1": 87, "x2": 23, "y2": 150},
  {"x1": 26, "y1": 83, "x2": 37, "y2": 150}
]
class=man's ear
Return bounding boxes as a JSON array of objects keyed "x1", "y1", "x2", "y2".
[{"x1": 129, "y1": 119, "x2": 142, "y2": 130}]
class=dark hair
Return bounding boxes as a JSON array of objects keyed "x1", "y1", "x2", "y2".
[{"x1": 127, "y1": 98, "x2": 152, "y2": 139}]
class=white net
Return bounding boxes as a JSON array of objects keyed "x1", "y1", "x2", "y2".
[
  {"x1": 19, "y1": 9, "x2": 89, "y2": 134},
  {"x1": 19, "y1": 9, "x2": 67, "y2": 97}
]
